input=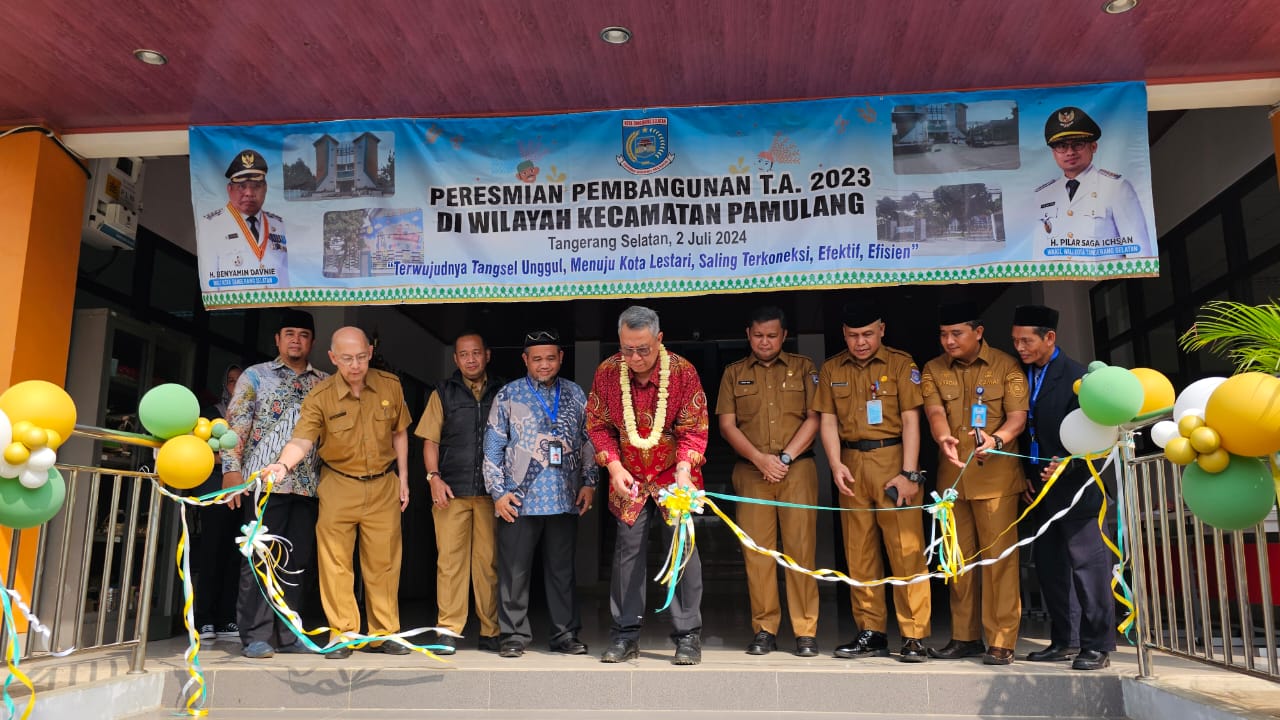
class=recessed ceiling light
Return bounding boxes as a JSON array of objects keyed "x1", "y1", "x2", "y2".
[
  {"x1": 1102, "y1": 0, "x2": 1138, "y2": 14},
  {"x1": 600, "y1": 26, "x2": 632, "y2": 45},
  {"x1": 133, "y1": 49, "x2": 168, "y2": 65}
]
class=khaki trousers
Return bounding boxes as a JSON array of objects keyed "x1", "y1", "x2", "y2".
[
  {"x1": 316, "y1": 469, "x2": 402, "y2": 642},
  {"x1": 732, "y1": 459, "x2": 819, "y2": 637},
  {"x1": 839, "y1": 448, "x2": 931, "y2": 638},
  {"x1": 432, "y1": 495, "x2": 499, "y2": 636},
  {"x1": 948, "y1": 493, "x2": 1021, "y2": 649}
]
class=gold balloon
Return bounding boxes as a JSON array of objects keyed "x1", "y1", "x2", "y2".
[
  {"x1": 0, "y1": 380, "x2": 77, "y2": 449},
  {"x1": 1204, "y1": 372, "x2": 1280, "y2": 458},
  {"x1": 21, "y1": 426, "x2": 47, "y2": 449},
  {"x1": 1131, "y1": 367, "x2": 1176, "y2": 415},
  {"x1": 1072, "y1": 379, "x2": 1082, "y2": 395},
  {"x1": 44, "y1": 429, "x2": 62, "y2": 448},
  {"x1": 155, "y1": 435, "x2": 215, "y2": 490},
  {"x1": 10, "y1": 420, "x2": 33, "y2": 438},
  {"x1": 193, "y1": 418, "x2": 213, "y2": 441},
  {"x1": 3, "y1": 442, "x2": 30, "y2": 466},
  {"x1": 1189, "y1": 426, "x2": 1221, "y2": 455},
  {"x1": 1197, "y1": 448, "x2": 1231, "y2": 474},
  {"x1": 1164, "y1": 437, "x2": 1197, "y2": 465},
  {"x1": 1178, "y1": 414, "x2": 1205, "y2": 438}
]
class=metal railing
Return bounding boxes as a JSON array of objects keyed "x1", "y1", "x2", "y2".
[
  {"x1": 0, "y1": 425, "x2": 165, "y2": 674},
  {"x1": 1121, "y1": 429, "x2": 1280, "y2": 680}
]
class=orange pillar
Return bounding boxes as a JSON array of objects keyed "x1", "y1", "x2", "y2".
[{"x1": 0, "y1": 130, "x2": 88, "y2": 622}]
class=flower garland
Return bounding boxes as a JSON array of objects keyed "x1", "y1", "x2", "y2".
[{"x1": 619, "y1": 345, "x2": 670, "y2": 450}]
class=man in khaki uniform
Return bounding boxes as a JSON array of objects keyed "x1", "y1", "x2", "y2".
[
  {"x1": 263, "y1": 327, "x2": 413, "y2": 659},
  {"x1": 921, "y1": 301, "x2": 1028, "y2": 666},
  {"x1": 716, "y1": 306, "x2": 821, "y2": 658},
  {"x1": 816, "y1": 302, "x2": 931, "y2": 663}
]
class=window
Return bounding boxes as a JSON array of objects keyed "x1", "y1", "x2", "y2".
[{"x1": 1243, "y1": 178, "x2": 1280, "y2": 260}]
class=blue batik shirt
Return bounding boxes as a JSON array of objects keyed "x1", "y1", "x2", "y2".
[{"x1": 482, "y1": 375, "x2": 597, "y2": 516}]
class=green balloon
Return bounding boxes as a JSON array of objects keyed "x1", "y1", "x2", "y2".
[
  {"x1": 0, "y1": 468, "x2": 66, "y2": 530},
  {"x1": 138, "y1": 383, "x2": 200, "y2": 439},
  {"x1": 1087, "y1": 360, "x2": 1108, "y2": 373},
  {"x1": 207, "y1": 437, "x2": 221, "y2": 451},
  {"x1": 210, "y1": 422, "x2": 227, "y2": 439},
  {"x1": 1182, "y1": 454, "x2": 1275, "y2": 531},
  {"x1": 1079, "y1": 366, "x2": 1144, "y2": 425},
  {"x1": 218, "y1": 431, "x2": 239, "y2": 451}
]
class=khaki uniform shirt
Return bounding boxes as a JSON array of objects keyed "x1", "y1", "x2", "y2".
[
  {"x1": 715, "y1": 351, "x2": 818, "y2": 455},
  {"x1": 814, "y1": 345, "x2": 923, "y2": 442},
  {"x1": 921, "y1": 343, "x2": 1029, "y2": 499},
  {"x1": 293, "y1": 369, "x2": 412, "y2": 477},
  {"x1": 413, "y1": 374, "x2": 487, "y2": 443}
]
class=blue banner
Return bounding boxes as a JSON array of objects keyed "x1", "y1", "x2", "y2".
[{"x1": 190, "y1": 81, "x2": 1156, "y2": 308}]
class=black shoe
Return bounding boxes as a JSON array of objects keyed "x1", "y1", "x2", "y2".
[
  {"x1": 899, "y1": 638, "x2": 928, "y2": 663},
  {"x1": 983, "y1": 646, "x2": 1015, "y2": 665},
  {"x1": 1071, "y1": 649, "x2": 1110, "y2": 670},
  {"x1": 381, "y1": 641, "x2": 412, "y2": 655},
  {"x1": 795, "y1": 636, "x2": 819, "y2": 658},
  {"x1": 1026, "y1": 643, "x2": 1078, "y2": 662},
  {"x1": 325, "y1": 645, "x2": 352, "y2": 660},
  {"x1": 499, "y1": 639, "x2": 525, "y2": 658},
  {"x1": 673, "y1": 633, "x2": 701, "y2": 666},
  {"x1": 435, "y1": 635, "x2": 457, "y2": 656},
  {"x1": 550, "y1": 636, "x2": 588, "y2": 655},
  {"x1": 478, "y1": 635, "x2": 501, "y2": 653},
  {"x1": 601, "y1": 638, "x2": 639, "y2": 663},
  {"x1": 833, "y1": 630, "x2": 890, "y2": 659},
  {"x1": 927, "y1": 638, "x2": 986, "y2": 660},
  {"x1": 745, "y1": 630, "x2": 777, "y2": 655}
]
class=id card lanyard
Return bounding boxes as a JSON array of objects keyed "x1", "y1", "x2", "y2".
[
  {"x1": 526, "y1": 377, "x2": 563, "y2": 466},
  {"x1": 1025, "y1": 347, "x2": 1059, "y2": 465},
  {"x1": 867, "y1": 376, "x2": 886, "y2": 425}
]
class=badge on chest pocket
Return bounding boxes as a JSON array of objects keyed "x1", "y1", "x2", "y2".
[{"x1": 867, "y1": 399, "x2": 883, "y2": 425}]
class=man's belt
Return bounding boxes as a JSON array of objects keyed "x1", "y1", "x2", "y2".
[
  {"x1": 321, "y1": 460, "x2": 394, "y2": 481},
  {"x1": 841, "y1": 438, "x2": 903, "y2": 452}
]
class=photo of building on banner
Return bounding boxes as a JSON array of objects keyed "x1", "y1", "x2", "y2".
[{"x1": 188, "y1": 81, "x2": 1157, "y2": 309}]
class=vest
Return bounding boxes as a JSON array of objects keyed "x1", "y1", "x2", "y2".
[{"x1": 436, "y1": 370, "x2": 502, "y2": 497}]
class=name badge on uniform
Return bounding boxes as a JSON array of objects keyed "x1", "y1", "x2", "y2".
[
  {"x1": 548, "y1": 440, "x2": 564, "y2": 467},
  {"x1": 970, "y1": 403, "x2": 988, "y2": 428},
  {"x1": 866, "y1": 399, "x2": 883, "y2": 425}
]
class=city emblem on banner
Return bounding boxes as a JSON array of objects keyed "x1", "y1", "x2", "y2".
[{"x1": 617, "y1": 117, "x2": 674, "y2": 175}]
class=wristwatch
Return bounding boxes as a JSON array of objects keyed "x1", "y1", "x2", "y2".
[
  {"x1": 993, "y1": 435, "x2": 1005, "y2": 452},
  {"x1": 779, "y1": 452, "x2": 793, "y2": 466},
  {"x1": 901, "y1": 470, "x2": 925, "y2": 484},
  {"x1": 426, "y1": 471, "x2": 440, "y2": 480}
]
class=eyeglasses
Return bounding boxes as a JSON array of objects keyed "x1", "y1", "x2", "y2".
[
  {"x1": 1050, "y1": 140, "x2": 1091, "y2": 154},
  {"x1": 336, "y1": 353, "x2": 371, "y2": 366},
  {"x1": 620, "y1": 345, "x2": 653, "y2": 358},
  {"x1": 230, "y1": 179, "x2": 266, "y2": 191},
  {"x1": 525, "y1": 330, "x2": 560, "y2": 344}
]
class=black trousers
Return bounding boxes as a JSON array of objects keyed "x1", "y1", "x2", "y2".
[
  {"x1": 497, "y1": 513, "x2": 581, "y2": 645},
  {"x1": 610, "y1": 500, "x2": 702, "y2": 641},
  {"x1": 1034, "y1": 514, "x2": 1117, "y2": 652},
  {"x1": 192, "y1": 498, "x2": 241, "y2": 629},
  {"x1": 237, "y1": 493, "x2": 318, "y2": 647}
]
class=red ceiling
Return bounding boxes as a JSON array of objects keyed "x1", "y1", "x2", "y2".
[{"x1": 5, "y1": 0, "x2": 1280, "y2": 132}]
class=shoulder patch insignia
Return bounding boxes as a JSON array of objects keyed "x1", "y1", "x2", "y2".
[
  {"x1": 1098, "y1": 168, "x2": 1121, "y2": 179},
  {"x1": 910, "y1": 367, "x2": 921, "y2": 385},
  {"x1": 1034, "y1": 178, "x2": 1056, "y2": 193}
]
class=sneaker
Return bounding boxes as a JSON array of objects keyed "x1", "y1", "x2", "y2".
[
  {"x1": 216, "y1": 623, "x2": 240, "y2": 641},
  {"x1": 198, "y1": 624, "x2": 216, "y2": 641},
  {"x1": 242, "y1": 640, "x2": 275, "y2": 659}
]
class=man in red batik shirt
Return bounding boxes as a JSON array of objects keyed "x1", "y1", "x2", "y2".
[{"x1": 587, "y1": 305, "x2": 709, "y2": 666}]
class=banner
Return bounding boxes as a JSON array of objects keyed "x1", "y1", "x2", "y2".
[{"x1": 190, "y1": 81, "x2": 1157, "y2": 309}]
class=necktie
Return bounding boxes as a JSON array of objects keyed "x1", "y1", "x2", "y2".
[
  {"x1": 1066, "y1": 179, "x2": 1079, "y2": 201},
  {"x1": 247, "y1": 215, "x2": 260, "y2": 241}
]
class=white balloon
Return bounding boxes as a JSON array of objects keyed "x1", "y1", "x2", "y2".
[
  {"x1": 1178, "y1": 408, "x2": 1204, "y2": 422},
  {"x1": 1061, "y1": 408, "x2": 1121, "y2": 456},
  {"x1": 19, "y1": 468, "x2": 47, "y2": 489},
  {"x1": 0, "y1": 459, "x2": 19, "y2": 479},
  {"x1": 25, "y1": 446, "x2": 56, "y2": 472},
  {"x1": 1150, "y1": 420, "x2": 1180, "y2": 449},
  {"x1": 0, "y1": 409, "x2": 11, "y2": 450},
  {"x1": 1174, "y1": 377, "x2": 1227, "y2": 422}
]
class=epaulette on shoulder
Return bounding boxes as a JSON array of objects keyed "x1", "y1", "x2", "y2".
[
  {"x1": 1033, "y1": 178, "x2": 1056, "y2": 193},
  {"x1": 373, "y1": 368, "x2": 402, "y2": 383},
  {"x1": 1097, "y1": 168, "x2": 1122, "y2": 179},
  {"x1": 263, "y1": 209, "x2": 284, "y2": 221}
]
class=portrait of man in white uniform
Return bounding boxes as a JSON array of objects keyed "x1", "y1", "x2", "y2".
[{"x1": 198, "y1": 149, "x2": 290, "y2": 291}]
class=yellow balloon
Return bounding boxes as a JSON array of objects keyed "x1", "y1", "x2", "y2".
[
  {"x1": 1072, "y1": 379, "x2": 1082, "y2": 396},
  {"x1": 0, "y1": 380, "x2": 76, "y2": 449},
  {"x1": 1204, "y1": 372, "x2": 1280, "y2": 457},
  {"x1": 21, "y1": 426, "x2": 47, "y2": 449},
  {"x1": 3, "y1": 442, "x2": 30, "y2": 466},
  {"x1": 1178, "y1": 414, "x2": 1205, "y2": 438},
  {"x1": 1189, "y1": 426, "x2": 1221, "y2": 454},
  {"x1": 193, "y1": 419, "x2": 213, "y2": 441},
  {"x1": 1164, "y1": 437, "x2": 1197, "y2": 465},
  {"x1": 1197, "y1": 448, "x2": 1231, "y2": 474},
  {"x1": 44, "y1": 429, "x2": 61, "y2": 448},
  {"x1": 11, "y1": 421, "x2": 33, "y2": 438},
  {"x1": 155, "y1": 435, "x2": 215, "y2": 490},
  {"x1": 1131, "y1": 368, "x2": 1176, "y2": 415}
]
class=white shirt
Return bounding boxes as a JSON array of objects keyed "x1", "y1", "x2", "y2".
[
  {"x1": 1033, "y1": 164, "x2": 1151, "y2": 259},
  {"x1": 197, "y1": 205, "x2": 290, "y2": 291}
]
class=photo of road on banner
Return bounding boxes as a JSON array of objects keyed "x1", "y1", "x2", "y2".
[
  {"x1": 322, "y1": 207, "x2": 424, "y2": 278},
  {"x1": 891, "y1": 100, "x2": 1020, "y2": 175},
  {"x1": 281, "y1": 131, "x2": 397, "y2": 201},
  {"x1": 874, "y1": 183, "x2": 1005, "y2": 255}
]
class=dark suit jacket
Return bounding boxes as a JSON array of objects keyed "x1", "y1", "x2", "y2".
[{"x1": 1019, "y1": 352, "x2": 1106, "y2": 520}]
